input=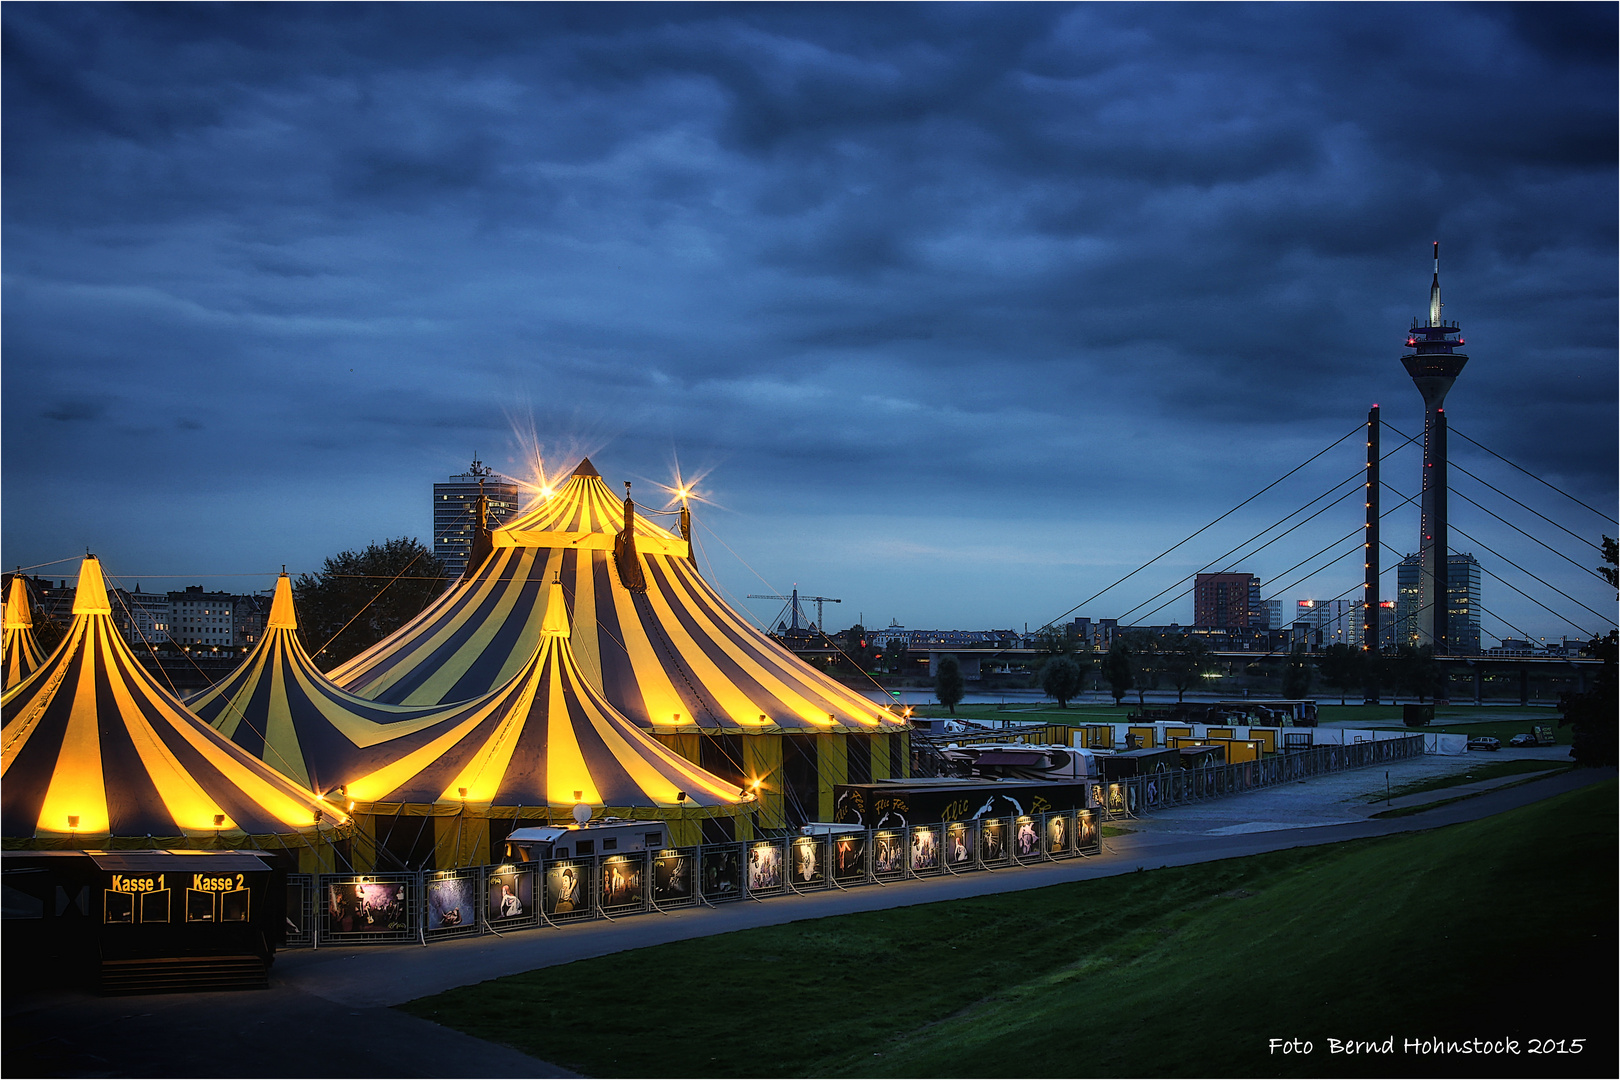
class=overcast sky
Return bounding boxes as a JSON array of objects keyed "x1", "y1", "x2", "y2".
[{"x1": 4, "y1": 2, "x2": 1615, "y2": 645}]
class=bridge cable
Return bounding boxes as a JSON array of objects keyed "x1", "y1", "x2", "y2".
[
  {"x1": 1110, "y1": 431, "x2": 1421, "y2": 626},
  {"x1": 1038, "y1": 422, "x2": 1365, "y2": 630},
  {"x1": 1451, "y1": 427, "x2": 1617, "y2": 527}
]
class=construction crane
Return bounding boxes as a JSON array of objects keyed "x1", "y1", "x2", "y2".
[{"x1": 747, "y1": 587, "x2": 841, "y2": 636}]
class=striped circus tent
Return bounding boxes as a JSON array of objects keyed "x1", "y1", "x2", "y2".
[
  {"x1": 2, "y1": 556, "x2": 348, "y2": 864},
  {"x1": 341, "y1": 579, "x2": 752, "y2": 859},
  {"x1": 3, "y1": 574, "x2": 46, "y2": 692},
  {"x1": 189, "y1": 572, "x2": 475, "y2": 797},
  {"x1": 333, "y1": 458, "x2": 907, "y2": 738}
]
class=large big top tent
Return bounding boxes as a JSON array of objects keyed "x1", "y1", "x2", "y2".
[
  {"x1": 330, "y1": 459, "x2": 910, "y2": 828},
  {"x1": 2, "y1": 557, "x2": 347, "y2": 866},
  {"x1": 192, "y1": 572, "x2": 749, "y2": 864}
]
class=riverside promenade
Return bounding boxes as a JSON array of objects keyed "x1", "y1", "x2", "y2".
[{"x1": 4, "y1": 752, "x2": 1607, "y2": 1079}]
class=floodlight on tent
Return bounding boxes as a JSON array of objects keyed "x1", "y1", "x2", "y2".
[
  {"x1": 676, "y1": 792, "x2": 687, "y2": 803},
  {"x1": 67, "y1": 816, "x2": 79, "y2": 830},
  {"x1": 213, "y1": 814, "x2": 226, "y2": 828}
]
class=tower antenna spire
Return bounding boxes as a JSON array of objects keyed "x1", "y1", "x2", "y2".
[{"x1": 1429, "y1": 240, "x2": 1442, "y2": 327}]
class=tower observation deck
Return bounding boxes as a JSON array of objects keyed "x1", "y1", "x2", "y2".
[{"x1": 1399, "y1": 242, "x2": 1468, "y2": 652}]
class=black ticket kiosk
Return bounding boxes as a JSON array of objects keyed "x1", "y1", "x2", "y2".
[{"x1": 3, "y1": 850, "x2": 281, "y2": 994}]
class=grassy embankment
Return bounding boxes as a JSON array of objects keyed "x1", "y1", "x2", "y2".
[{"x1": 401, "y1": 780, "x2": 1614, "y2": 1078}]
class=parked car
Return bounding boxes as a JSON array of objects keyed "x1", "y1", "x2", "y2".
[
  {"x1": 1508, "y1": 733, "x2": 1537, "y2": 747},
  {"x1": 1467, "y1": 736, "x2": 1502, "y2": 752}
]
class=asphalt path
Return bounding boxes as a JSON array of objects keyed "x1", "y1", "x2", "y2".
[{"x1": 5, "y1": 759, "x2": 1610, "y2": 1079}]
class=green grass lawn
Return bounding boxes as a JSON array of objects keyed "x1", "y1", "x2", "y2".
[{"x1": 401, "y1": 780, "x2": 1616, "y2": 1078}]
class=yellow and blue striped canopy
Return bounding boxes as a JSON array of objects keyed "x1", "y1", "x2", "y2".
[
  {"x1": 2, "y1": 556, "x2": 347, "y2": 840},
  {"x1": 342, "y1": 581, "x2": 749, "y2": 810},
  {"x1": 332, "y1": 460, "x2": 907, "y2": 735},
  {"x1": 190, "y1": 574, "x2": 478, "y2": 795}
]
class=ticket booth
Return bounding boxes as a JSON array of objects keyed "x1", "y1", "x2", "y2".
[{"x1": 3, "y1": 850, "x2": 282, "y2": 994}]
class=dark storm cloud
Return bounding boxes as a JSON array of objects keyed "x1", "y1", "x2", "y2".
[{"x1": 2, "y1": 2, "x2": 1613, "y2": 638}]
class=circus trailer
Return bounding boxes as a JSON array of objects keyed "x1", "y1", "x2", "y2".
[
  {"x1": 501, "y1": 820, "x2": 671, "y2": 862},
  {"x1": 831, "y1": 778, "x2": 1095, "y2": 829},
  {"x1": 2, "y1": 849, "x2": 284, "y2": 994},
  {"x1": 1097, "y1": 747, "x2": 1182, "y2": 780}
]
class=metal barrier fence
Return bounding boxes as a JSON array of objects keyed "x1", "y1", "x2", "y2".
[
  {"x1": 291, "y1": 808, "x2": 1103, "y2": 947},
  {"x1": 286, "y1": 735, "x2": 1422, "y2": 948}
]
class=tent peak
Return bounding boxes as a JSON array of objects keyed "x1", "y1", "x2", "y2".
[
  {"x1": 73, "y1": 555, "x2": 112, "y2": 616},
  {"x1": 268, "y1": 573, "x2": 298, "y2": 630},
  {"x1": 5, "y1": 576, "x2": 33, "y2": 629},
  {"x1": 571, "y1": 458, "x2": 600, "y2": 478}
]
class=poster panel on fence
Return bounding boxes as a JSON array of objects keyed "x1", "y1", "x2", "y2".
[
  {"x1": 832, "y1": 833, "x2": 866, "y2": 882},
  {"x1": 1045, "y1": 812, "x2": 1070, "y2": 855},
  {"x1": 487, "y1": 868, "x2": 534, "y2": 923},
  {"x1": 545, "y1": 862, "x2": 587, "y2": 916},
  {"x1": 946, "y1": 822, "x2": 972, "y2": 868},
  {"x1": 791, "y1": 836, "x2": 824, "y2": 886},
  {"x1": 872, "y1": 831, "x2": 905, "y2": 876},
  {"x1": 909, "y1": 825, "x2": 939, "y2": 872},
  {"x1": 1078, "y1": 809, "x2": 1098, "y2": 853},
  {"x1": 327, "y1": 879, "x2": 410, "y2": 935},
  {"x1": 1014, "y1": 816, "x2": 1040, "y2": 859},
  {"x1": 653, "y1": 850, "x2": 694, "y2": 903},
  {"x1": 747, "y1": 841, "x2": 784, "y2": 892},
  {"x1": 702, "y1": 846, "x2": 743, "y2": 900},
  {"x1": 601, "y1": 855, "x2": 645, "y2": 909},
  {"x1": 427, "y1": 875, "x2": 477, "y2": 931},
  {"x1": 980, "y1": 818, "x2": 1007, "y2": 863}
]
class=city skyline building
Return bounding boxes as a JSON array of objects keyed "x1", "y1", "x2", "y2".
[
  {"x1": 1395, "y1": 551, "x2": 1481, "y2": 655},
  {"x1": 433, "y1": 457, "x2": 521, "y2": 581},
  {"x1": 1193, "y1": 572, "x2": 1266, "y2": 629},
  {"x1": 1296, "y1": 598, "x2": 1362, "y2": 648},
  {"x1": 1400, "y1": 242, "x2": 1468, "y2": 652}
]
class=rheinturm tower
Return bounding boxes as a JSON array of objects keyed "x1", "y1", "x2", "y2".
[{"x1": 1400, "y1": 242, "x2": 1467, "y2": 652}]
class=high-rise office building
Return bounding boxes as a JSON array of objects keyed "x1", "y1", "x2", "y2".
[
  {"x1": 1193, "y1": 573, "x2": 1264, "y2": 628},
  {"x1": 1395, "y1": 551, "x2": 1481, "y2": 654},
  {"x1": 433, "y1": 458, "x2": 521, "y2": 580},
  {"x1": 1296, "y1": 598, "x2": 1361, "y2": 648}
]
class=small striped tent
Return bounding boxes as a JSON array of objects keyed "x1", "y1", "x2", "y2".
[
  {"x1": 2, "y1": 575, "x2": 46, "y2": 692},
  {"x1": 2, "y1": 556, "x2": 348, "y2": 864},
  {"x1": 190, "y1": 573, "x2": 474, "y2": 797},
  {"x1": 342, "y1": 579, "x2": 752, "y2": 860}
]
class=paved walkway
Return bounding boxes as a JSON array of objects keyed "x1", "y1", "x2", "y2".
[{"x1": 5, "y1": 758, "x2": 1608, "y2": 1079}]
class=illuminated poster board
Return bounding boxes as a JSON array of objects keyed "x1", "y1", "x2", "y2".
[
  {"x1": 945, "y1": 823, "x2": 973, "y2": 868},
  {"x1": 701, "y1": 845, "x2": 743, "y2": 902},
  {"x1": 601, "y1": 855, "x2": 645, "y2": 911},
  {"x1": 872, "y1": 831, "x2": 905, "y2": 877},
  {"x1": 1045, "y1": 813, "x2": 1071, "y2": 856},
  {"x1": 909, "y1": 825, "x2": 940, "y2": 873},
  {"x1": 652, "y1": 851, "x2": 694, "y2": 905},
  {"x1": 426, "y1": 875, "x2": 478, "y2": 932},
  {"x1": 791, "y1": 836, "x2": 824, "y2": 887},
  {"x1": 832, "y1": 834, "x2": 866, "y2": 882},
  {"x1": 747, "y1": 841, "x2": 785, "y2": 894},
  {"x1": 1013, "y1": 817, "x2": 1040, "y2": 859},
  {"x1": 327, "y1": 879, "x2": 411, "y2": 936},
  {"x1": 544, "y1": 862, "x2": 587, "y2": 917},
  {"x1": 487, "y1": 868, "x2": 534, "y2": 924},
  {"x1": 1078, "y1": 809, "x2": 1099, "y2": 854},
  {"x1": 980, "y1": 819, "x2": 1008, "y2": 864}
]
